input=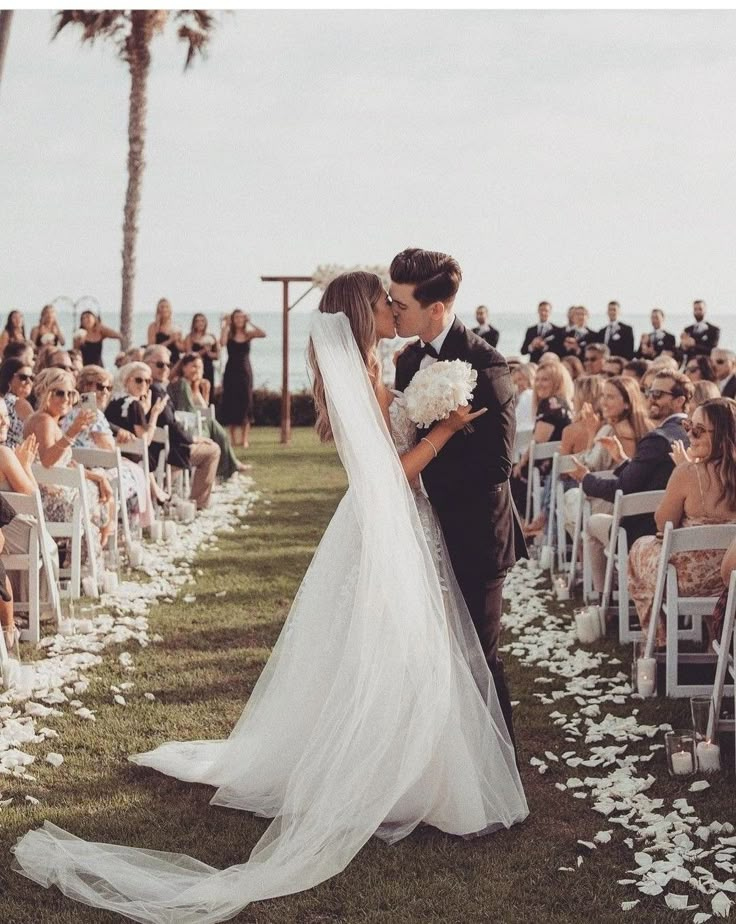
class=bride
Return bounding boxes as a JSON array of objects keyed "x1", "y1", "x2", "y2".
[{"x1": 13, "y1": 272, "x2": 528, "y2": 922}]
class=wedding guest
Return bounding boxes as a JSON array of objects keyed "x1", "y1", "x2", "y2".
[
  {"x1": 0, "y1": 311, "x2": 27, "y2": 355},
  {"x1": 24, "y1": 368, "x2": 113, "y2": 568},
  {"x1": 562, "y1": 355, "x2": 584, "y2": 381},
  {"x1": 147, "y1": 298, "x2": 182, "y2": 366},
  {"x1": 471, "y1": 305, "x2": 499, "y2": 348},
  {"x1": 684, "y1": 354, "x2": 716, "y2": 383},
  {"x1": 73, "y1": 310, "x2": 122, "y2": 368},
  {"x1": 521, "y1": 301, "x2": 560, "y2": 362},
  {"x1": 559, "y1": 375, "x2": 604, "y2": 456},
  {"x1": 219, "y1": 309, "x2": 266, "y2": 449},
  {"x1": 3, "y1": 340, "x2": 35, "y2": 366},
  {"x1": 623, "y1": 358, "x2": 650, "y2": 386},
  {"x1": 144, "y1": 345, "x2": 221, "y2": 510},
  {"x1": 583, "y1": 342, "x2": 610, "y2": 376},
  {"x1": 602, "y1": 356, "x2": 625, "y2": 378},
  {"x1": 0, "y1": 358, "x2": 35, "y2": 448},
  {"x1": 38, "y1": 348, "x2": 74, "y2": 375},
  {"x1": 510, "y1": 362, "x2": 535, "y2": 435},
  {"x1": 679, "y1": 299, "x2": 720, "y2": 363},
  {"x1": 30, "y1": 305, "x2": 65, "y2": 351},
  {"x1": 182, "y1": 313, "x2": 219, "y2": 394},
  {"x1": 711, "y1": 348, "x2": 736, "y2": 398},
  {"x1": 636, "y1": 308, "x2": 676, "y2": 359},
  {"x1": 168, "y1": 353, "x2": 247, "y2": 480},
  {"x1": 558, "y1": 306, "x2": 595, "y2": 358},
  {"x1": 712, "y1": 535, "x2": 736, "y2": 642},
  {"x1": 688, "y1": 380, "x2": 720, "y2": 414},
  {"x1": 65, "y1": 365, "x2": 153, "y2": 529},
  {"x1": 574, "y1": 370, "x2": 692, "y2": 595},
  {"x1": 630, "y1": 398, "x2": 736, "y2": 645},
  {"x1": 598, "y1": 301, "x2": 634, "y2": 359},
  {"x1": 116, "y1": 346, "x2": 145, "y2": 369}
]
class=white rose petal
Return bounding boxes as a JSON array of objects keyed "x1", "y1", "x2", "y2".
[
  {"x1": 621, "y1": 901, "x2": 639, "y2": 911},
  {"x1": 712, "y1": 893, "x2": 733, "y2": 918},
  {"x1": 114, "y1": 695, "x2": 126, "y2": 706},
  {"x1": 144, "y1": 692, "x2": 156, "y2": 701},
  {"x1": 45, "y1": 753, "x2": 64, "y2": 768},
  {"x1": 690, "y1": 781, "x2": 711, "y2": 793},
  {"x1": 664, "y1": 894, "x2": 697, "y2": 910}
]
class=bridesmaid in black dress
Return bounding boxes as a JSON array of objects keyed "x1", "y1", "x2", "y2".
[
  {"x1": 183, "y1": 313, "x2": 219, "y2": 396},
  {"x1": 147, "y1": 298, "x2": 182, "y2": 366},
  {"x1": 219, "y1": 309, "x2": 266, "y2": 448},
  {"x1": 73, "y1": 310, "x2": 122, "y2": 367}
]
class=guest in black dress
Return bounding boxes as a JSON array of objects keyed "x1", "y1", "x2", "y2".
[
  {"x1": 182, "y1": 313, "x2": 219, "y2": 396},
  {"x1": 218, "y1": 309, "x2": 266, "y2": 448},
  {"x1": 147, "y1": 298, "x2": 182, "y2": 366},
  {"x1": 73, "y1": 310, "x2": 122, "y2": 368}
]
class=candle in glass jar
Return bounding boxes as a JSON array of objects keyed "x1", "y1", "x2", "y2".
[
  {"x1": 102, "y1": 571, "x2": 119, "y2": 594},
  {"x1": 539, "y1": 545, "x2": 553, "y2": 570},
  {"x1": 575, "y1": 611, "x2": 597, "y2": 644},
  {"x1": 671, "y1": 751, "x2": 694, "y2": 775},
  {"x1": 555, "y1": 578, "x2": 570, "y2": 601},
  {"x1": 696, "y1": 740, "x2": 721, "y2": 773},
  {"x1": 163, "y1": 520, "x2": 177, "y2": 541},
  {"x1": 149, "y1": 521, "x2": 163, "y2": 541},
  {"x1": 128, "y1": 543, "x2": 144, "y2": 568},
  {"x1": 636, "y1": 657, "x2": 657, "y2": 697}
]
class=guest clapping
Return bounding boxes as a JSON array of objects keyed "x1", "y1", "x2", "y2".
[
  {"x1": 73, "y1": 311, "x2": 122, "y2": 368},
  {"x1": 636, "y1": 308, "x2": 676, "y2": 359},
  {"x1": 521, "y1": 301, "x2": 560, "y2": 362},
  {"x1": 559, "y1": 306, "x2": 595, "y2": 358},
  {"x1": 680, "y1": 299, "x2": 720, "y2": 363}
]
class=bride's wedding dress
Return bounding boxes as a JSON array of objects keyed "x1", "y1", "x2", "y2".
[{"x1": 13, "y1": 312, "x2": 527, "y2": 923}]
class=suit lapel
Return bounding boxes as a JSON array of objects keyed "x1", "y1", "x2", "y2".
[{"x1": 437, "y1": 316, "x2": 466, "y2": 361}]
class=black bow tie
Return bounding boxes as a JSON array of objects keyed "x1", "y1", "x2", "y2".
[{"x1": 419, "y1": 342, "x2": 438, "y2": 359}]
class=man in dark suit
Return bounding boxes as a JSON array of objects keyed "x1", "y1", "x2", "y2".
[
  {"x1": 557, "y1": 305, "x2": 595, "y2": 358},
  {"x1": 599, "y1": 301, "x2": 635, "y2": 359},
  {"x1": 575, "y1": 370, "x2": 692, "y2": 549},
  {"x1": 391, "y1": 248, "x2": 525, "y2": 742},
  {"x1": 471, "y1": 304, "x2": 499, "y2": 348},
  {"x1": 680, "y1": 299, "x2": 720, "y2": 363},
  {"x1": 712, "y1": 349, "x2": 736, "y2": 398},
  {"x1": 636, "y1": 308, "x2": 676, "y2": 359},
  {"x1": 520, "y1": 300, "x2": 562, "y2": 362}
]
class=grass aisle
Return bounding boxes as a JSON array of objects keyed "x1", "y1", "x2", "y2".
[{"x1": 1, "y1": 427, "x2": 730, "y2": 923}]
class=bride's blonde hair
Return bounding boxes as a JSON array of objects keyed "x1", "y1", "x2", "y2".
[{"x1": 309, "y1": 271, "x2": 383, "y2": 442}]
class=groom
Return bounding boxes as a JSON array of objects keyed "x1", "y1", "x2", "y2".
[{"x1": 391, "y1": 248, "x2": 526, "y2": 742}]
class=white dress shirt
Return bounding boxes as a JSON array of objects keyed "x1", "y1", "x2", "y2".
[{"x1": 419, "y1": 316, "x2": 455, "y2": 370}]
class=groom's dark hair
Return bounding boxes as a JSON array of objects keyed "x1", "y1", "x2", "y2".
[{"x1": 390, "y1": 248, "x2": 462, "y2": 307}]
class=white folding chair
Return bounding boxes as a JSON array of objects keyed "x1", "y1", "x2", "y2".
[
  {"x1": 644, "y1": 521, "x2": 736, "y2": 697},
  {"x1": 152, "y1": 425, "x2": 171, "y2": 495},
  {"x1": 72, "y1": 446, "x2": 129, "y2": 561},
  {"x1": 31, "y1": 464, "x2": 99, "y2": 600},
  {"x1": 600, "y1": 489, "x2": 666, "y2": 643},
  {"x1": 1, "y1": 488, "x2": 62, "y2": 642},
  {"x1": 566, "y1": 488, "x2": 585, "y2": 594},
  {"x1": 546, "y1": 452, "x2": 579, "y2": 574},
  {"x1": 707, "y1": 568, "x2": 736, "y2": 769},
  {"x1": 174, "y1": 410, "x2": 202, "y2": 438},
  {"x1": 524, "y1": 440, "x2": 562, "y2": 524},
  {"x1": 513, "y1": 429, "x2": 532, "y2": 465}
]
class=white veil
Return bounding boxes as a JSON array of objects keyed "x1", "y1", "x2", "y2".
[{"x1": 13, "y1": 312, "x2": 526, "y2": 923}]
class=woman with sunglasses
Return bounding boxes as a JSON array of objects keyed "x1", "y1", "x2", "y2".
[
  {"x1": 23, "y1": 368, "x2": 114, "y2": 575},
  {"x1": 629, "y1": 397, "x2": 736, "y2": 646},
  {"x1": 684, "y1": 355, "x2": 716, "y2": 383},
  {"x1": 63, "y1": 366, "x2": 154, "y2": 530},
  {"x1": 0, "y1": 358, "x2": 36, "y2": 449}
]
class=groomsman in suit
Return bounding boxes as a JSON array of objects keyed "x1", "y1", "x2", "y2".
[
  {"x1": 598, "y1": 301, "x2": 634, "y2": 359},
  {"x1": 680, "y1": 299, "x2": 720, "y2": 363},
  {"x1": 636, "y1": 308, "x2": 676, "y2": 359},
  {"x1": 557, "y1": 305, "x2": 595, "y2": 358},
  {"x1": 712, "y1": 349, "x2": 736, "y2": 398},
  {"x1": 520, "y1": 301, "x2": 561, "y2": 362},
  {"x1": 472, "y1": 304, "x2": 499, "y2": 348}
]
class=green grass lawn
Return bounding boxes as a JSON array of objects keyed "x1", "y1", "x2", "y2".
[{"x1": 0, "y1": 427, "x2": 732, "y2": 924}]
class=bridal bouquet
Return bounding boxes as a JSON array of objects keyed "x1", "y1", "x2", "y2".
[{"x1": 404, "y1": 360, "x2": 478, "y2": 429}]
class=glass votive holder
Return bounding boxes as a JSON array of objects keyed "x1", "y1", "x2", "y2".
[
  {"x1": 665, "y1": 730, "x2": 697, "y2": 778},
  {"x1": 690, "y1": 694, "x2": 712, "y2": 742},
  {"x1": 632, "y1": 641, "x2": 657, "y2": 698}
]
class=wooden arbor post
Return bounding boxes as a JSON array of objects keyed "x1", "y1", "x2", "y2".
[{"x1": 260, "y1": 275, "x2": 315, "y2": 445}]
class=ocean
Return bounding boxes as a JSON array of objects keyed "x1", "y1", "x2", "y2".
[{"x1": 48, "y1": 307, "x2": 736, "y2": 392}]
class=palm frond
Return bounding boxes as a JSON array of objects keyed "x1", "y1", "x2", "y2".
[
  {"x1": 174, "y1": 10, "x2": 215, "y2": 69},
  {"x1": 54, "y1": 10, "x2": 128, "y2": 47}
]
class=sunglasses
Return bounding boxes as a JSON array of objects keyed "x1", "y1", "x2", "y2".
[
  {"x1": 14, "y1": 372, "x2": 34, "y2": 383},
  {"x1": 646, "y1": 388, "x2": 675, "y2": 399},
  {"x1": 52, "y1": 389, "x2": 78, "y2": 401},
  {"x1": 133, "y1": 377, "x2": 151, "y2": 386},
  {"x1": 713, "y1": 359, "x2": 729, "y2": 365},
  {"x1": 95, "y1": 383, "x2": 112, "y2": 393},
  {"x1": 682, "y1": 420, "x2": 714, "y2": 438},
  {"x1": 154, "y1": 361, "x2": 170, "y2": 369},
  {"x1": 686, "y1": 366, "x2": 699, "y2": 373}
]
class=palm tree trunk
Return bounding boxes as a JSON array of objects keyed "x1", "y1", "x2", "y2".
[
  {"x1": 120, "y1": 12, "x2": 152, "y2": 349},
  {"x1": 0, "y1": 11, "x2": 14, "y2": 96}
]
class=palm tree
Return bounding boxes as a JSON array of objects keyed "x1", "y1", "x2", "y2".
[
  {"x1": 54, "y1": 10, "x2": 215, "y2": 347},
  {"x1": 0, "y1": 11, "x2": 14, "y2": 96}
]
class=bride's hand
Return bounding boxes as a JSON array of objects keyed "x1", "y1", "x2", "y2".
[{"x1": 444, "y1": 404, "x2": 488, "y2": 433}]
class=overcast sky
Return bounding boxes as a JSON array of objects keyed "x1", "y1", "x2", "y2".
[{"x1": 1, "y1": 9, "x2": 735, "y2": 327}]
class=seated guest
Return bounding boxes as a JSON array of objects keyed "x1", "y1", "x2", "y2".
[
  {"x1": 168, "y1": 353, "x2": 248, "y2": 479},
  {"x1": 0, "y1": 358, "x2": 35, "y2": 448},
  {"x1": 144, "y1": 345, "x2": 221, "y2": 510},
  {"x1": 636, "y1": 308, "x2": 676, "y2": 359},
  {"x1": 562, "y1": 355, "x2": 584, "y2": 382},
  {"x1": 583, "y1": 342, "x2": 610, "y2": 376},
  {"x1": 598, "y1": 301, "x2": 634, "y2": 359},
  {"x1": 64, "y1": 365, "x2": 154, "y2": 528},
  {"x1": 630, "y1": 398, "x2": 736, "y2": 645},
  {"x1": 684, "y1": 354, "x2": 716, "y2": 383},
  {"x1": 36, "y1": 347, "x2": 74, "y2": 376},
  {"x1": 510, "y1": 361, "x2": 535, "y2": 435},
  {"x1": 471, "y1": 305, "x2": 499, "y2": 348},
  {"x1": 711, "y1": 348, "x2": 736, "y2": 398},
  {"x1": 561, "y1": 375, "x2": 604, "y2": 457},
  {"x1": 679, "y1": 299, "x2": 720, "y2": 363},
  {"x1": 688, "y1": 380, "x2": 721, "y2": 414},
  {"x1": 558, "y1": 305, "x2": 595, "y2": 359},
  {"x1": 602, "y1": 356, "x2": 625, "y2": 378},
  {"x1": 572, "y1": 371, "x2": 692, "y2": 595},
  {"x1": 712, "y1": 535, "x2": 736, "y2": 643},
  {"x1": 3, "y1": 340, "x2": 35, "y2": 366},
  {"x1": 521, "y1": 301, "x2": 561, "y2": 362},
  {"x1": 623, "y1": 358, "x2": 650, "y2": 386}
]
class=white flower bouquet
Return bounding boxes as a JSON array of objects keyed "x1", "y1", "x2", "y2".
[{"x1": 404, "y1": 360, "x2": 478, "y2": 429}]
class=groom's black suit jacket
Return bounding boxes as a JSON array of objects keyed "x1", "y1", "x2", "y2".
[{"x1": 395, "y1": 317, "x2": 526, "y2": 579}]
